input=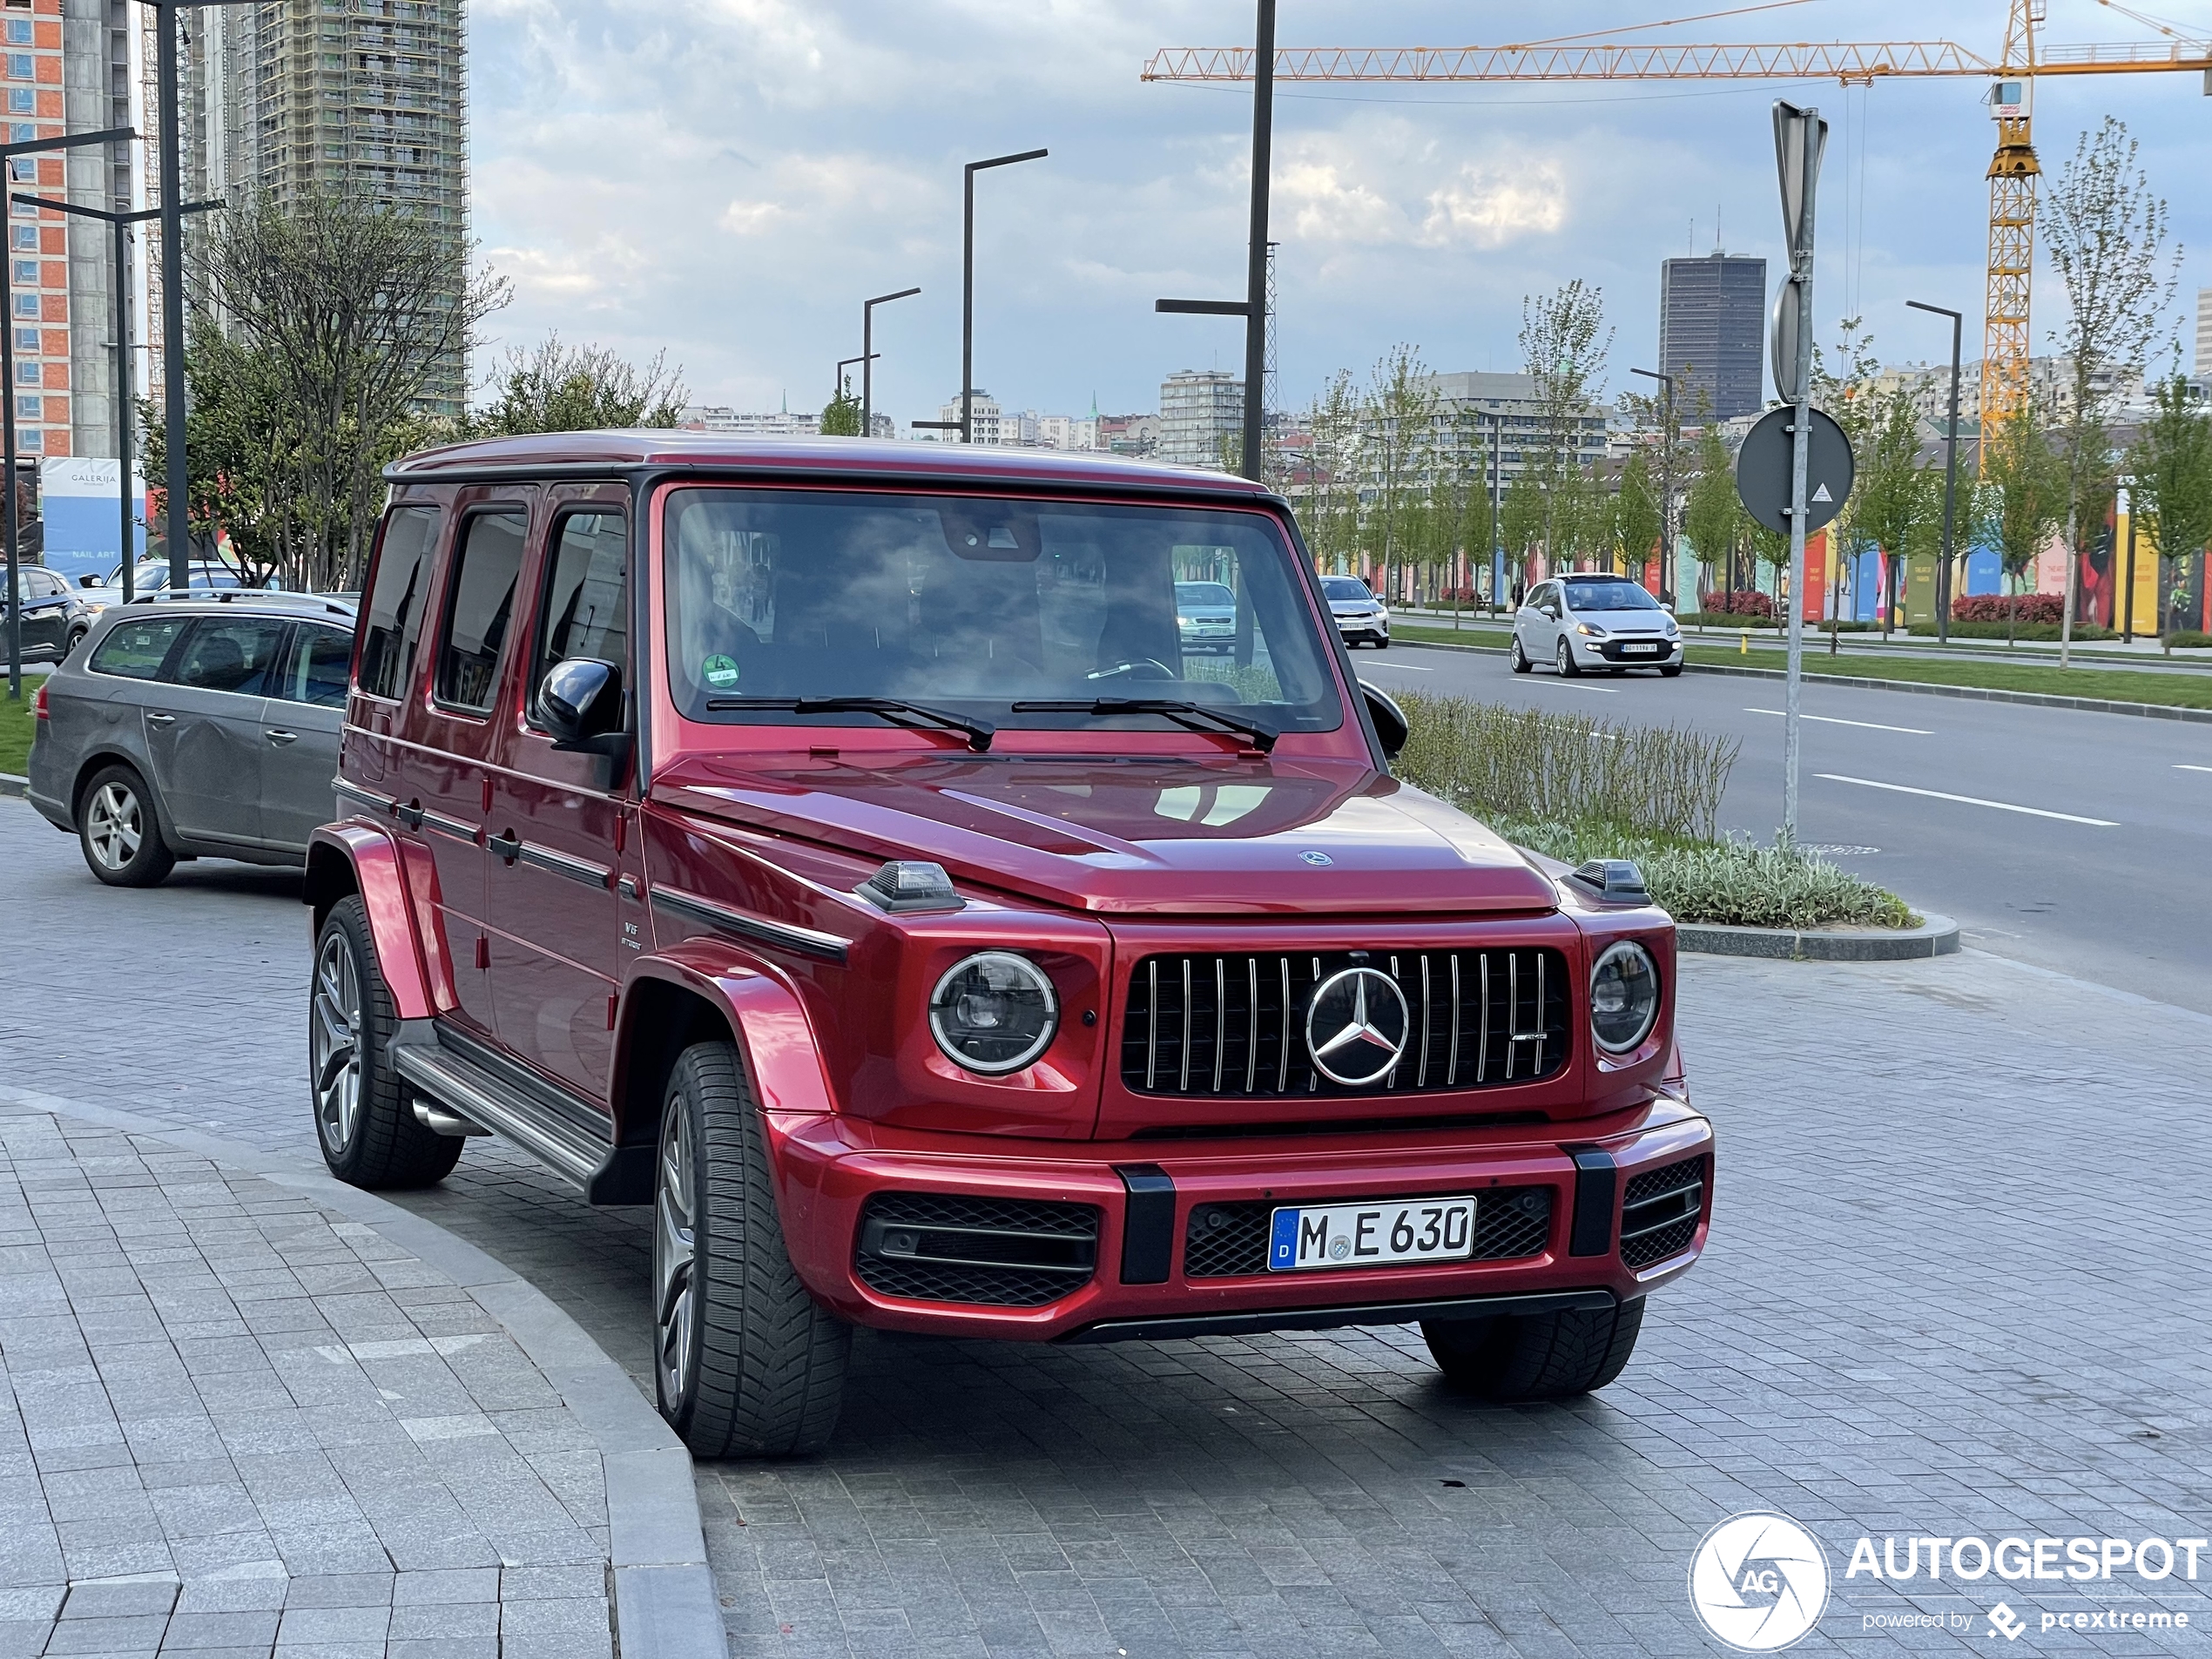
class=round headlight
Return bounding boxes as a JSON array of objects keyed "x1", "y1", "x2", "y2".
[
  {"x1": 1589, "y1": 941, "x2": 1661, "y2": 1055},
  {"x1": 928, "y1": 951, "x2": 1059, "y2": 1076}
]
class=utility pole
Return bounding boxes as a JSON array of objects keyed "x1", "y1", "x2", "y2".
[
  {"x1": 961, "y1": 148, "x2": 1047, "y2": 442},
  {"x1": 1239, "y1": 0, "x2": 1274, "y2": 483},
  {"x1": 1772, "y1": 100, "x2": 1827, "y2": 845},
  {"x1": 1906, "y1": 300, "x2": 1964, "y2": 646}
]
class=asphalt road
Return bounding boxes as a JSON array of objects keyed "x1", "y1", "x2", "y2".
[{"x1": 1360, "y1": 640, "x2": 2212, "y2": 1014}]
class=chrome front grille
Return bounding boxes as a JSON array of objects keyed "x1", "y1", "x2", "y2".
[{"x1": 1119, "y1": 948, "x2": 1571, "y2": 1098}]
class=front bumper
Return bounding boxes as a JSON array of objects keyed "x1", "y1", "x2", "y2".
[
  {"x1": 765, "y1": 1096, "x2": 1713, "y2": 1341},
  {"x1": 1334, "y1": 613, "x2": 1389, "y2": 642},
  {"x1": 1579, "y1": 635, "x2": 1680, "y2": 664}
]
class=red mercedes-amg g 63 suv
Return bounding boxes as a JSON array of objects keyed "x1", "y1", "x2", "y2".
[{"x1": 305, "y1": 432, "x2": 1711, "y2": 1456}]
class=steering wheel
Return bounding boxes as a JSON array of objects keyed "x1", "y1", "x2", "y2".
[{"x1": 1087, "y1": 658, "x2": 1176, "y2": 683}]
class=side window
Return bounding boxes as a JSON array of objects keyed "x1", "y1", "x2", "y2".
[
  {"x1": 357, "y1": 504, "x2": 441, "y2": 701},
  {"x1": 88, "y1": 615, "x2": 188, "y2": 680},
  {"x1": 531, "y1": 509, "x2": 627, "y2": 715},
  {"x1": 278, "y1": 624, "x2": 353, "y2": 709},
  {"x1": 435, "y1": 509, "x2": 528, "y2": 714},
  {"x1": 171, "y1": 617, "x2": 290, "y2": 697}
]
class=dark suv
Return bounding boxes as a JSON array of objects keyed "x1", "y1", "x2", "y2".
[{"x1": 306, "y1": 432, "x2": 1712, "y2": 1457}]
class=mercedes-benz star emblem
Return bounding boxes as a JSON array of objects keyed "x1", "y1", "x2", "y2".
[{"x1": 1304, "y1": 967, "x2": 1411, "y2": 1086}]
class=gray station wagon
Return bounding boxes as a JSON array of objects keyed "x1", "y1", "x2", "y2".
[{"x1": 27, "y1": 592, "x2": 356, "y2": 885}]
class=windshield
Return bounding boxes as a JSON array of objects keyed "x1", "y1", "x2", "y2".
[
  {"x1": 1175, "y1": 582, "x2": 1235, "y2": 610},
  {"x1": 1321, "y1": 577, "x2": 1372, "y2": 604},
  {"x1": 664, "y1": 489, "x2": 1343, "y2": 738},
  {"x1": 118, "y1": 562, "x2": 242, "y2": 592},
  {"x1": 1564, "y1": 578, "x2": 1662, "y2": 613}
]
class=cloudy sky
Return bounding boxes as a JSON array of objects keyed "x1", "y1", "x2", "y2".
[{"x1": 467, "y1": 0, "x2": 2212, "y2": 425}]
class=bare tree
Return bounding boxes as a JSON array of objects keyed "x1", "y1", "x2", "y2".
[
  {"x1": 2043, "y1": 116, "x2": 2179, "y2": 664},
  {"x1": 179, "y1": 189, "x2": 510, "y2": 591},
  {"x1": 1519, "y1": 280, "x2": 1612, "y2": 571},
  {"x1": 1358, "y1": 344, "x2": 1439, "y2": 604},
  {"x1": 471, "y1": 332, "x2": 687, "y2": 435},
  {"x1": 1297, "y1": 370, "x2": 1359, "y2": 570}
]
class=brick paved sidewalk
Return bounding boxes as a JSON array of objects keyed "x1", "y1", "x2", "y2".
[{"x1": 0, "y1": 1107, "x2": 614, "y2": 1659}]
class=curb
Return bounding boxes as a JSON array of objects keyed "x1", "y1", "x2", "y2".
[
  {"x1": 1676, "y1": 912, "x2": 1961, "y2": 961},
  {"x1": 0, "y1": 772, "x2": 24, "y2": 799},
  {"x1": 1393, "y1": 637, "x2": 2212, "y2": 723},
  {"x1": 0, "y1": 1082, "x2": 730, "y2": 1659}
]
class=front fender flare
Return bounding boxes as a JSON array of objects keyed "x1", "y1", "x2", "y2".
[{"x1": 307, "y1": 824, "x2": 434, "y2": 1022}]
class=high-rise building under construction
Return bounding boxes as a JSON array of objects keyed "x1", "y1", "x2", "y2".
[
  {"x1": 1657, "y1": 251, "x2": 1766, "y2": 422},
  {"x1": 186, "y1": 1, "x2": 471, "y2": 414}
]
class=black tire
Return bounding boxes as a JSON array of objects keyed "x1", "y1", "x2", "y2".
[
  {"x1": 311, "y1": 895, "x2": 462, "y2": 1189},
  {"x1": 1659, "y1": 662, "x2": 1684, "y2": 678},
  {"x1": 78, "y1": 763, "x2": 175, "y2": 887},
  {"x1": 65, "y1": 624, "x2": 88, "y2": 656},
  {"x1": 1421, "y1": 1298, "x2": 1645, "y2": 1400},
  {"x1": 654, "y1": 1039, "x2": 849, "y2": 1457},
  {"x1": 1374, "y1": 637, "x2": 1390, "y2": 651},
  {"x1": 1509, "y1": 637, "x2": 1532, "y2": 674},
  {"x1": 1555, "y1": 638, "x2": 1580, "y2": 678}
]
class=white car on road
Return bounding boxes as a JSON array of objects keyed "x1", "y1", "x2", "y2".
[
  {"x1": 1320, "y1": 575, "x2": 1390, "y2": 649},
  {"x1": 1512, "y1": 573, "x2": 1682, "y2": 678}
]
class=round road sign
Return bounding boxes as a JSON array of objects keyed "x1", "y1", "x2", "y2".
[{"x1": 1734, "y1": 405, "x2": 1855, "y2": 535}]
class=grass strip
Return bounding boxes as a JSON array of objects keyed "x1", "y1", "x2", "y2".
[{"x1": 0, "y1": 688, "x2": 32, "y2": 776}]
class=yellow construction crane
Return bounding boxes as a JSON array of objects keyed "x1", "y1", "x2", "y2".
[{"x1": 1143, "y1": 2, "x2": 2212, "y2": 455}]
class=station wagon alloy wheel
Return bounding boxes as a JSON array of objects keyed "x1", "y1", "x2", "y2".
[
  {"x1": 85, "y1": 780, "x2": 143, "y2": 872},
  {"x1": 654, "y1": 1098, "x2": 700, "y2": 1411},
  {"x1": 312, "y1": 930, "x2": 364, "y2": 1157}
]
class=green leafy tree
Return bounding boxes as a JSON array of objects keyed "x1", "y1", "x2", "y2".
[
  {"x1": 2044, "y1": 115, "x2": 2178, "y2": 661},
  {"x1": 1613, "y1": 449, "x2": 1662, "y2": 580},
  {"x1": 1499, "y1": 473, "x2": 1544, "y2": 594},
  {"x1": 2126, "y1": 372, "x2": 2212, "y2": 641},
  {"x1": 1298, "y1": 369, "x2": 1360, "y2": 571},
  {"x1": 1358, "y1": 343, "x2": 1440, "y2": 604},
  {"x1": 819, "y1": 378, "x2": 864, "y2": 436},
  {"x1": 468, "y1": 333, "x2": 685, "y2": 435},
  {"x1": 1681, "y1": 421, "x2": 1739, "y2": 602},
  {"x1": 1851, "y1": 385, "x2": 1943, "y2": 636},
  {"x1": 1977, "y1": 406, "x2": 2067, "y2": 643},
  {"x1": 1519, "y1": 280, "x2": 1612, "y2": 570}
]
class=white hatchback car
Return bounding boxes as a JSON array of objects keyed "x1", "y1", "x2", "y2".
[
  {"x1": 1512, "y1": 573, "x2": 1682, "y2": 678},
  {"x1": 1320, "y1": 575, "x2": 1390, "y2": 649}
]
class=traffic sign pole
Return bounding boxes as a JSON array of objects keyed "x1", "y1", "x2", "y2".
[{"x1": 1773, "y1": 100, "x2": 1827, "y2": 846}]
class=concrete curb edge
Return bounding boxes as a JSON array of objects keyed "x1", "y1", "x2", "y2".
[
  {"x1": 0, "y1": 1081, "x2": 730, "y2": 1659},
  {"x1": 1392, "y1": 637, "x2": 2212, "y2": 723},
  {"x1": 1676, "y1": 912, "x2": 1961, "y2": 961},
  {"x1": 0, "y1": 772, "x2": 24, "y2": 799}
]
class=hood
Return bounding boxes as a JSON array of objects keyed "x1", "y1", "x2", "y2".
[{"x1": 654, "y1": 752, "x2": 1560, "y2": 917}]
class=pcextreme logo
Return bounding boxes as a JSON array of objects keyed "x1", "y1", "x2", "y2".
[{"x1": 1689, "y1": 1512, "x2": 1831, "y2": 1651}]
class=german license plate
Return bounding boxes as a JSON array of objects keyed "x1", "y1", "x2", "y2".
[
  {"x1": 1622, "y1": 642, "x2": 1660, "y2": 654},
  {"x1": 1268, "y1": 1197, "x2": 1477, "y2": 1271}
]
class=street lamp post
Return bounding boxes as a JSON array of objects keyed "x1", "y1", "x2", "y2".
[
  {"x1": 861, "y1": 287, "x2": 920, "y2": 439},
  {"x1": 1905, "y1": 299, "x2": 1964, "y2": 646},
  {"x1": 0, "y1": 124, "x2": 134, "y2": 702},
  {"x1": 132, "y1": 0, "x2": 255, "y2": 595},
  {"x1": 13, "y1": 192, "x2": 219, "y2": 635},
  {"x1": 1630, "y1": 367, "x2": 1676, "y2": 606},
  {"x1": 961, "y1": 148, "x2": 1047, "y2": 442}
]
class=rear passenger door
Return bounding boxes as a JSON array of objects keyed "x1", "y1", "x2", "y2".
[
  {"x1": 487, "y1": 496, "x2": 633, "y2": 1105},
  {"x1": 143, "y1": 614, "x2": 288, "y2": 846},
  {"x1": 260, "y1": 619, "x2": 352, "y2": 851}
]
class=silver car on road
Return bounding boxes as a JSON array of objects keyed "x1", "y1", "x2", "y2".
[
  {"x1": 26, "y1": 592, "x2": 356, "y2": 886},
  {"x1": 1512, "y1": 573, "x2": 1682, "y2": 678}
]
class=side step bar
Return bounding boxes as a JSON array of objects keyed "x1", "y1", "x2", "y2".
[{"x1": 388, "y1": 1020, "x2": 654, "y2": 1204}]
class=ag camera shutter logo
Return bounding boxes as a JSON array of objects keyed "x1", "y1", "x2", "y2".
[{"x1": 1689, "y1": 1512, "x2": 1831, "y2": 1650}]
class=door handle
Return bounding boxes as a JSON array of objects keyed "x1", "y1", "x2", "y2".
[
  {"x1": 266, "y1": 729, "x2": 298, "y2": 745},
  {"x1": 146, "y1": 711, "x2": 176, "y2": 725}
]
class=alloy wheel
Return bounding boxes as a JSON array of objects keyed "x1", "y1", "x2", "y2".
[
  {"x1": 311, "y1": 930, "x2": 363, "y2": 1155},
  {"x1": 654, "y1": 1099, "x2": 699, "y2": 1412},
  {"x1": 1555, "y1": 639, "x2": 1572, "y2": 676},
  {"x1": 85, "y1": 781, "x2": 141, "y2": 870}
]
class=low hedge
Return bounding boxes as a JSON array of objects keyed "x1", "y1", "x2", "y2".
[
  {"x1": 1953, "y1": 593, "x2": 2063, "y2": 624},
  {"x1": 1504, "y1": 818, "x2": 1919, "y2": 930},
  {"x1": 1700, "y1": 590, "x2": 1774, "y2": 619},
  {"x1": 2166, "y1": 631, "x2": 2211, "y2": 651},
  {"x1": 1907, "y1": 620, "x2": 2117, "y2": 643}
]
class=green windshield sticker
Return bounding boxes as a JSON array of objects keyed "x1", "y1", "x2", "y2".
[{"x1": 702, "y1": 653, "x2": 740, "y2": 689}]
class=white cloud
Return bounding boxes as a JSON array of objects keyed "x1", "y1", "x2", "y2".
[{"x1": 1420, "y1": 156, "x2": 1568, "y2": 246}]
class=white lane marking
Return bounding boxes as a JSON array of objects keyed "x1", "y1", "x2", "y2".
[
  {"x1": 1745, "y1": 707, "x2": 1932, "y2": 735},
  {"x1": 1815, "y1": 773, "x2": 2120, "y2": 826},
  {"x1": 1532, "y1": 678, "x2": 1620, "y2": 693},
  {"x1": 2176, "y1": 764, "x2": 2212, "y2": 774},
  {"x1": 1359, "y1": 660, "x2": 1431, "y2": 671}
]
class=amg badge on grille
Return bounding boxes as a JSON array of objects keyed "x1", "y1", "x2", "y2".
[{"x1": 1304, "y1": 967, "x2": 1410, "y2": 1085}]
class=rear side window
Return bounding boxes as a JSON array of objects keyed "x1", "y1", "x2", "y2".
[
  {"x1": 358, "y1": 505, "x2": 441, "y2": 701},
  {"x1": 278, "y1": 624, "x2": 353, "y2": 708},
  {"x1": 435, "y1": 510, "x2": 527, "y2": 713},
  {"x1": 171, "y1": 617, "x2": 290, "y2": 697},
  {"x1": 88, "y1": 615, "x2": 188, "y2": 679},
  {"x1": 533, "y1": 510, "x2": 627, "y2": 698}
]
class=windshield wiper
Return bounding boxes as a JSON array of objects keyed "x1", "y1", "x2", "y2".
[
  {"x1": 705, "y1": 695, "x2": 995, "y2": 752},
  {"x1": 1010, "y1": 698, "x2": 1277, "y2": 752}
]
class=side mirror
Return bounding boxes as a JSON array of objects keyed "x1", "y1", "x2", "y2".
[
  {"x1": 1359, "y1": 678, "x2": 1408, "y2": 759},
  {"x1": 78, "y1": 574, "x2": 98, "y2": 588},
  {"x1": 1660, "y1": 600, "x2": 1676, "y2": 615},
  {"x1": 537, "y1": 658, "x2": 623, "y2": 749}
]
